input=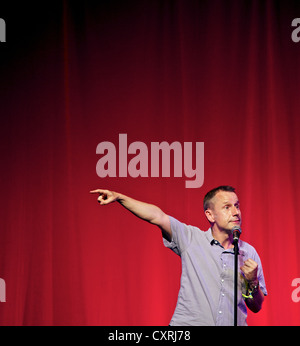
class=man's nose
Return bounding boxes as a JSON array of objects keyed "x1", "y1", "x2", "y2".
[{"x1": 232, "y1": 207, "x2": 240, "y2": 216}]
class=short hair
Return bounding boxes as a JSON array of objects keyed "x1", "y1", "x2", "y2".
[{"x1": 203, "y1": 185, "x2": 236, "y2": 211}]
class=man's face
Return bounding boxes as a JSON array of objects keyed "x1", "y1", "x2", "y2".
[{"x1": 205, "y1": 191, "x2": 242, "y2": 232}]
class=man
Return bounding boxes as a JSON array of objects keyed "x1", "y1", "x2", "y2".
[{"x1": 90, "y1": 185, "x2": 267, "y2": 326}]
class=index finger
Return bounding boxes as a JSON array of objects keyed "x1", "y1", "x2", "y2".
[{"x1": 90, "y1": 189, "x2": 105, "y2": 194}]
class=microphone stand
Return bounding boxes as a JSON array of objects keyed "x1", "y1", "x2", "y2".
[{"x1": 233, "y1": 238, "x2": 239, "y2": 327}]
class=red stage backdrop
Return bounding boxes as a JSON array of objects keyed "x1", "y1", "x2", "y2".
[{"x1": 1, "y1": 0, "x2": 300, "y2": 326}]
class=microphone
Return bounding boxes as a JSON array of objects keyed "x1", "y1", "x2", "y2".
[{"x1": 231, "y1": 226, "x2": 242, "y2": 242}]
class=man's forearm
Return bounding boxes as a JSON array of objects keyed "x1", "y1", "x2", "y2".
[
  {"x1": 90, "y1": 189, "x2": 172, "y2": 240},
  {"x1": 117, "y1": 193, "x2": 172, "y2": 240},
  {"x1": 245, "y1": 284, "x2": 265, "y2": 313},
  {"x1": 116, "y1": 193, "x2": 165, "y2": 225}
]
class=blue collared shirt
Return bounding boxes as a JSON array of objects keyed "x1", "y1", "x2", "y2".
[{"x1": 163, "y1": 216, "x2": 267, "y2": 326}]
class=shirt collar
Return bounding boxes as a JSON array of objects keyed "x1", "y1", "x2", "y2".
[
  {"x1": 206, "y1": 228, "x2": 246, "y2": 256},
  {"x1": 206, "y1": 227, "x2": 238, "y2": 250},
  {"x1": 205, "y1": 228, "x2": 220, "y2": 246}
]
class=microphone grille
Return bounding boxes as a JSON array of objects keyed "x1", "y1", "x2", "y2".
[{"x1": 231, "y1": 226, "x2": 242, "y2": 234}]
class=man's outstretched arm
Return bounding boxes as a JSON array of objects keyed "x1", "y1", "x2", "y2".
[{"x1": 90, "y1": 189, "x2": 172, "y2": 241}]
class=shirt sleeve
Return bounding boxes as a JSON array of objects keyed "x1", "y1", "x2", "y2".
[
  {"x1": 246, "y1": 245, "x2": 268, "y2": 296},
  {"x1": 254, "y1": 251, "x2": 268, "y2": 296},
  {"x1": 162, "y1": 216, "x2": 193, "y2": 256}
]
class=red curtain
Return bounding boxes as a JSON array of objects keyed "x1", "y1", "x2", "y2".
[{"x1": 1, "y1": 0, "x2": 300, "y2": 325}]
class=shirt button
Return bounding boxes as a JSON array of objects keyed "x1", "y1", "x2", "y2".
[
  {"x1": 219, "y1": 311, "x2": 222, "y2": 314},
  {"x1": 221, "y1": 279, "x2": 224, "y2": 283},
  {"x1": 222, "y1": 293, "x2": 225, "y2": 297}
]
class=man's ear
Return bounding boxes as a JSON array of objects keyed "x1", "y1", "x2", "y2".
[{"x1": 205, "y1": 208, "x2": 215, "y2": 223}]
